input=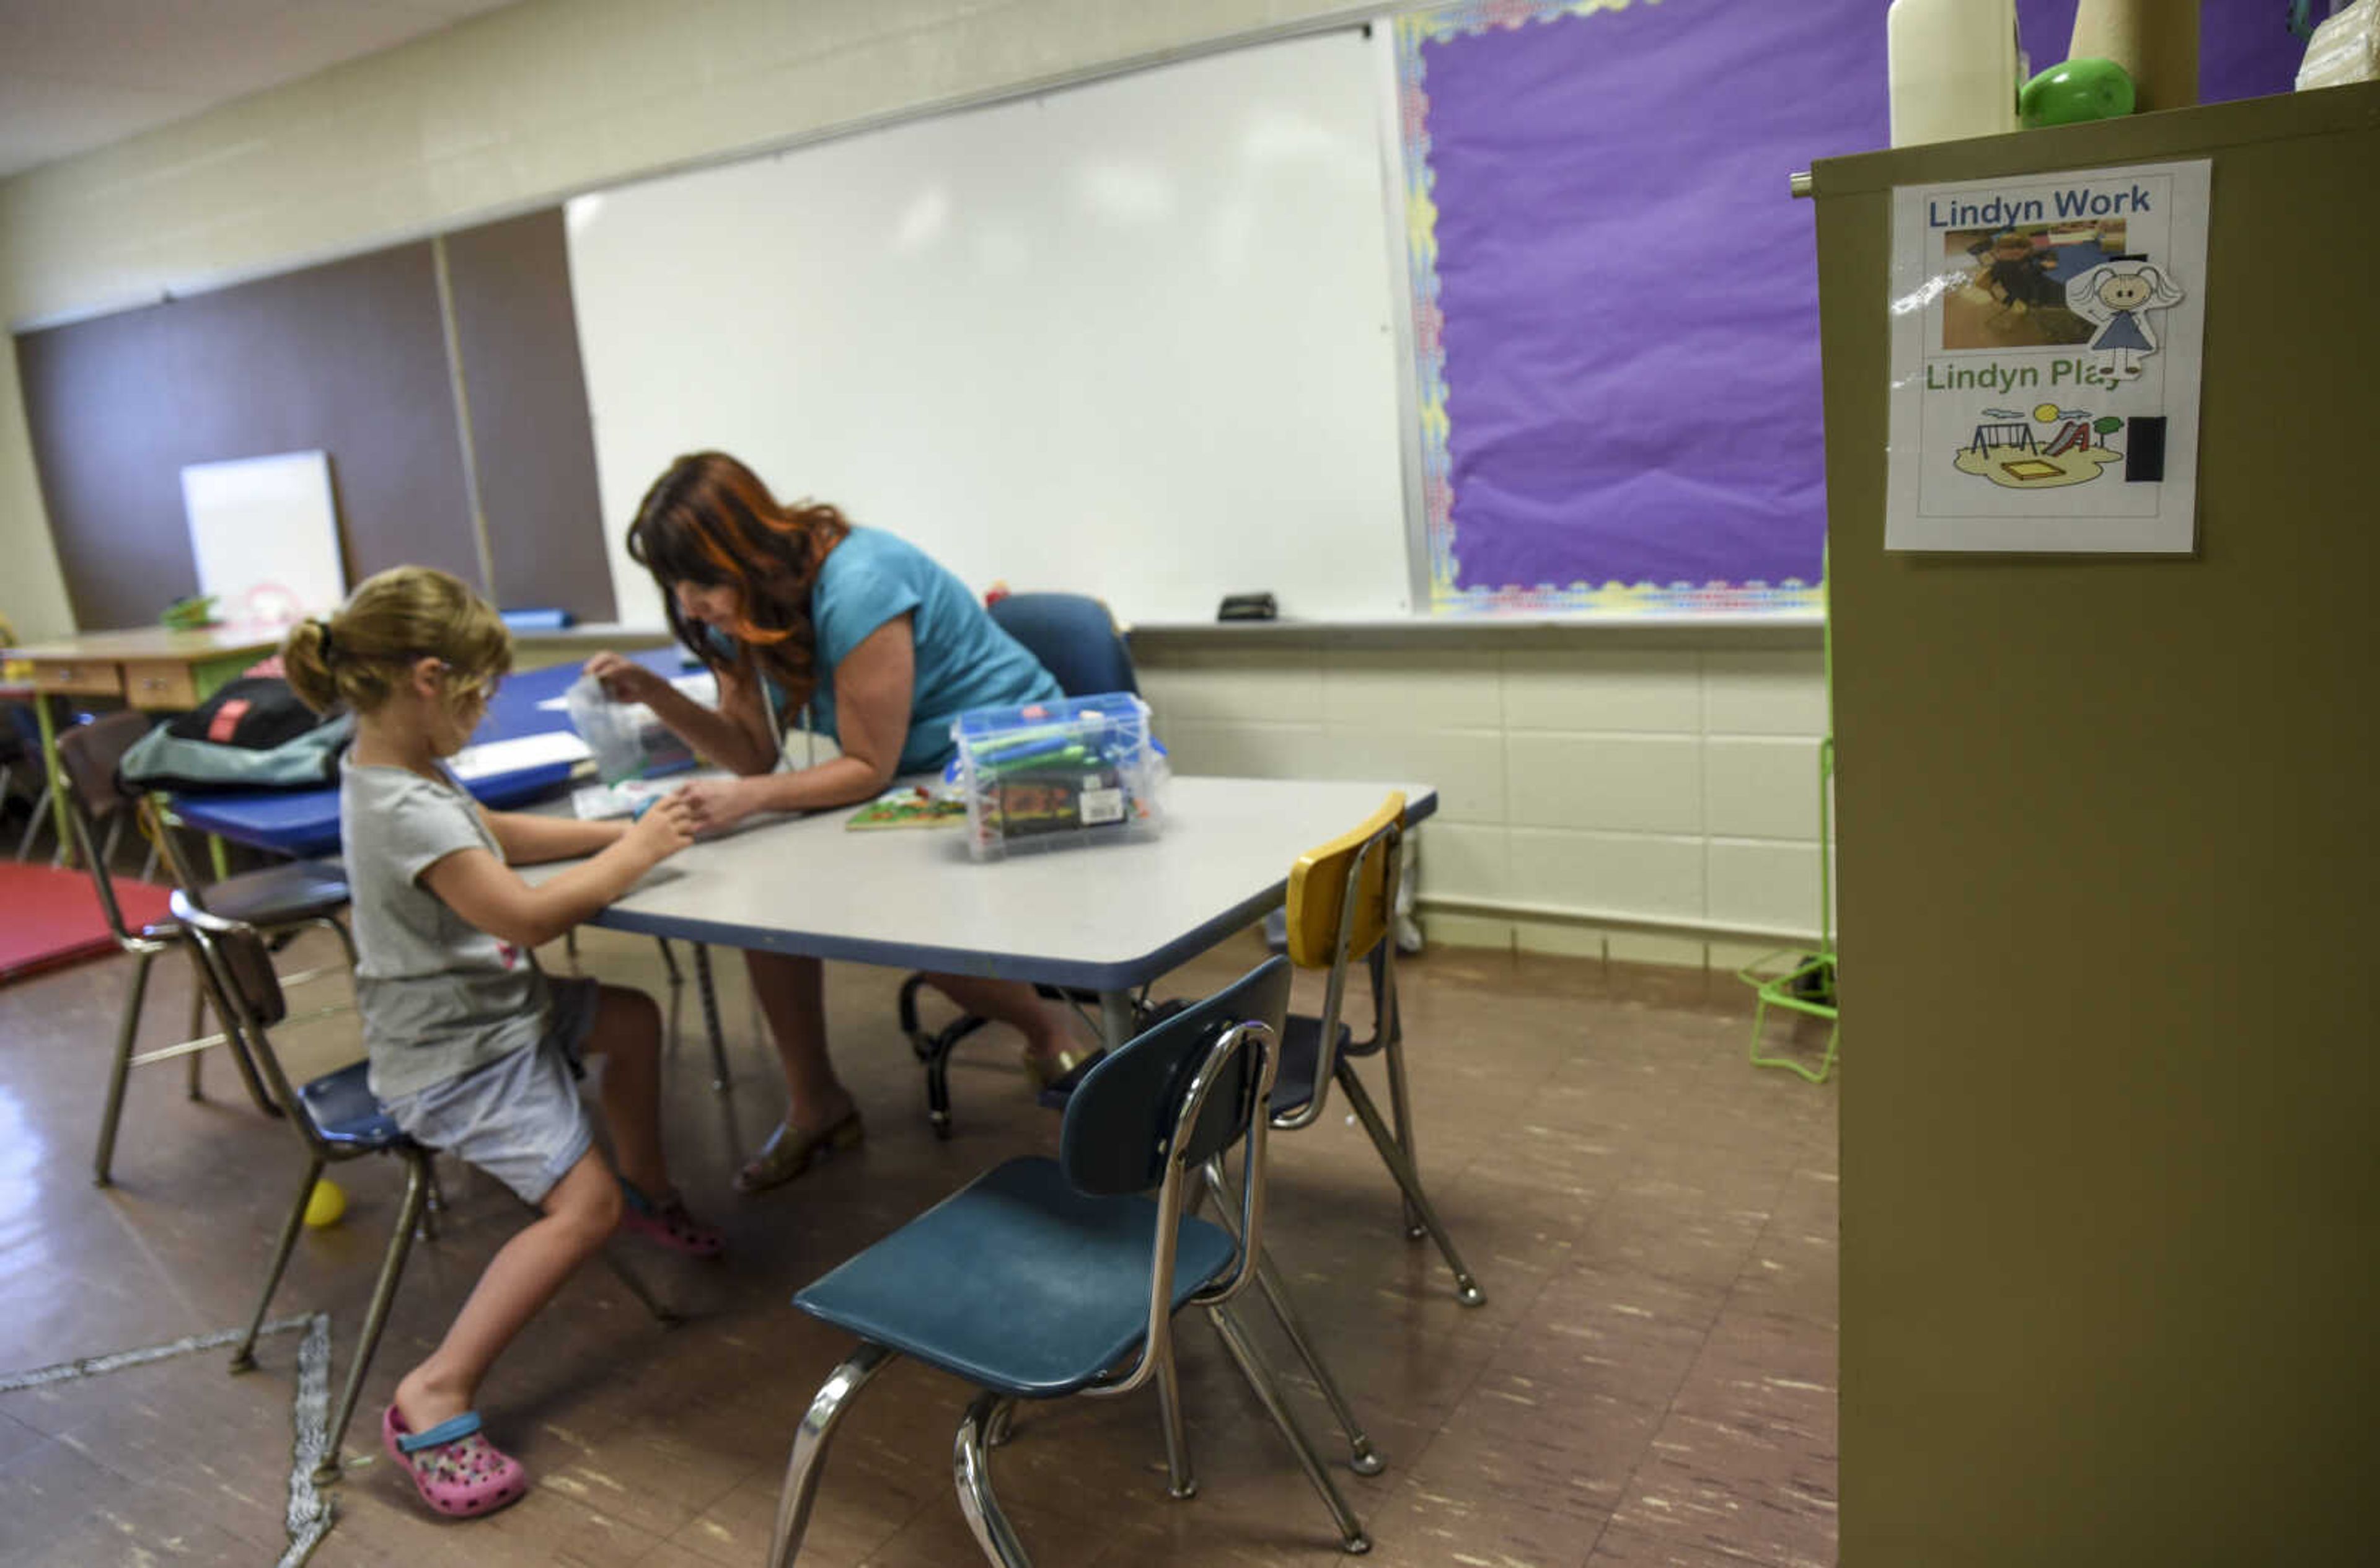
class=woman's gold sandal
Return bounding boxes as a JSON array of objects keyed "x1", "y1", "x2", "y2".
[
  {"x1": 1022, "y1": 1046, "x2": 1096, "y2": 1093},
  {"x1": 734, "y1": 1109, "x2": 864, "y2": 1194}
]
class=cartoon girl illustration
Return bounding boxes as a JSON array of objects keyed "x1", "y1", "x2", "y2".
[{"x1": 2065, "y1": 256, "x2": 2185, "y2": 377}]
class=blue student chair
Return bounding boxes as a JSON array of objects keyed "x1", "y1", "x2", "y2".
[
  {"x1": 770, "y1": 956, "x2": 1374, "y2": 1566},
  {"x1": 896, "y1": 592, "x2": 1142, "y2": 1137},
  {"x1": 174, "y1": 893, "x2": 676, "y2": 1486}
]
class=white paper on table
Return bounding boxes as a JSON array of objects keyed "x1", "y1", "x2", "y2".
[
  {"x1": 536, "y1": 671, "x2": 718, "y2": 712},
  {"x1": 449, "y1": 731, "x2": 592, "y2": 780}
]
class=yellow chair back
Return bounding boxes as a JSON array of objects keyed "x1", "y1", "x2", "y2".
[{"x1": 1284, "y1": 793, "x2": 1406, "y2": 971}]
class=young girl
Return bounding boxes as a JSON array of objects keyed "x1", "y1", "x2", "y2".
[{"x1": 283, "y1": 566, "x2": 722, "y2": 1520}]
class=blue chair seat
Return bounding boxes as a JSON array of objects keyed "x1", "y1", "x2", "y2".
[
  {"x1": 201, "y1": 857, "x2": 348, "y2": 926},
  {"x1": 795, "y1": 1156, "x2": 1237, "y2": 1399},
  {"x1": 296, "y1": 1060, "x2": 403, "y2": 1150}
]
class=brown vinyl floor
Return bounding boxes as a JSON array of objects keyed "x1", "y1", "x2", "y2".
[{"x1": 0, "y1": 923, "x2": 1838, "y2": 1567}]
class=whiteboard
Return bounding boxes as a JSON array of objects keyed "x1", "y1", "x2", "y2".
[
  {"x1": 180, "y1": 451, "x2": 346, "y2": 626},
  {"x1": 566, "y1": 30, "x2": 1411, "y2": 628}
]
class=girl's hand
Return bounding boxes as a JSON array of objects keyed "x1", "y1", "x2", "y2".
[
  {"x1": 626, "y1": 793, "x2": 698, "y2": 860},
  {"x1": 584, "y1": 651, "x2": 671, "y2": 707},
  {"x1": 669, "y1": 776, "x2": 758, "y2": 835}
]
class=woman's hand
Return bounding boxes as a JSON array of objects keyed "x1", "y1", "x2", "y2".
[
  {"x1": 668, "y1": 775, "x2": 762, "y2": 835},
  {"x1": 584, "y1": 651, "x2": 671, "y2": 707}
]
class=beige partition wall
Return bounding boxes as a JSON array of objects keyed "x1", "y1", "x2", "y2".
[{"x1": 1815, "y1": 86, "x2": 2377, "y2": 1566}]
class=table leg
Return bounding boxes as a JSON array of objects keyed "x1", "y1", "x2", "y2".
[
  {"x1": 1097, "y1": 990, "x2": 1138, "y2": 1052},
  {"x1": 33, "y1": 695, "x2": 76, "y2": 869}
]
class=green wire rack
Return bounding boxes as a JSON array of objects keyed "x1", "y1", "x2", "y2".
[{"x1": 1735, "y1": 554, "x2": 1839, "y2": 1083}]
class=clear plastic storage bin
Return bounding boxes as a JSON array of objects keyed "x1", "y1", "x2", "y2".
[{"x1": 950, "y1": 692, "x2": 1164, "y2": 860}]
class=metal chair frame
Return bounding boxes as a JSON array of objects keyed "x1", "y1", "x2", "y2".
[
  {"x1": 1277, "y1": 805, "x2": 1484, "y2": 1309},
  {"x1": 769, "y1": 977, "x2": 1372, "y2": 1566},
  {"x1": 51, "y1": 726, "x2": 331, "y2": 1184},
  {"x1": 175, "y1": 894, "x2": 677, "y2": 1484}
]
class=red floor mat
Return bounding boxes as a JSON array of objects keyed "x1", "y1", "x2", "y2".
[{"x1": 0, "y1": 861, "x2": 174, "y2": 984}]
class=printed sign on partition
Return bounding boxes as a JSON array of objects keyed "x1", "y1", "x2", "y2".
[{"x1": 1885, "y1": 159, "x2": 2209, "y2": 552}]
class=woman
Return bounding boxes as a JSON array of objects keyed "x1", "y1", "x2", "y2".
[{"x1": 585, "y1": 452, "x2": 1093, "y2": 1193}]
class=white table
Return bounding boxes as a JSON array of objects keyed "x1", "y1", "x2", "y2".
[{"x1": 564, "y1": 775, "x2": 1436, "y2": 1045}]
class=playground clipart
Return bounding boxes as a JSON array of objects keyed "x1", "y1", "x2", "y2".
[{"x1": 1949, "y1": 255, "x2": 2183, "y2": 492}]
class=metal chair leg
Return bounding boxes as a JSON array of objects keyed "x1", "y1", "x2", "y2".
[
  {"x1": 307, "y1": 913, "x2": 358, "y2": 971},
  {"x1": 185, "y1": 974, "x2": 206, "y2": 1100},
  {"x1": 15, "y1": 782, "x2": 51, "y2": 861},
  {"x1": 418, "y1": 1160, "x2": 443, "y2": 1241},
  {"x1": 94, "y1": 948, "x2": 157, "y2": 1185},
  {"x1": 1338, "y1": 1070, "x2": 1484, "y2": 1308},
  {"x1": 1153, "y1": 1337, "x2": 1198, "y2": 1499},
  {"x1": 1380, "y1": 1036, "x2": 1425, "y2": 1242},
  {"x1": 231, "y1": 1156, "x2": 324, "y2": 1372},
  {"x1": 767, "y1": 1344, "x2": 894, "y2": 1568},
  {"x1": 954, "y1": 1391, "x2": 1032, "y2": 1567},
  {"x1": 1205, "y1": 1303, "x2": 1371, "y2": 1554},
  {"x1": 691, "y1": 944, "x2": 731, "y2": 1092},
  {"x1": 316, "y1": 1153, "x2": 431, "y2": 1484},
  {"x1": 184, "y1": 940, "x2": 280, "y2": 1119},
  {"x1": 601, "y1": 1248, "x2": 681, "y2": 1328},
  {"x1": 899, "y1": 972, "x2": 983, "y2": 1139},
  {"x1": 1199, "y1": 1163, "x2": 1384, "y2": 1474}
]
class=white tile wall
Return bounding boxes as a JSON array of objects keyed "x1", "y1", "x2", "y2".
[
  {"x1": 1507, "y1": 827, "x2": 1706, "y2": 918},
  {"x1": 1705, "y1": 736, "x2": 1823, "y2": 841},
  {"x1": 1507, "y1": 733, "x2": 1702, "y2": 835},
  {"x1": 1139, "y1": 635, "x2": 1835, "y2": 972},
  {"x1": 1709, "y1": 837, "x2": 1827, "y2": 936}
]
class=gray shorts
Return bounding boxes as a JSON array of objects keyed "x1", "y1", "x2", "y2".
[{"x1": 384, "y1": 977, "x2": 604, "y2": 1205}]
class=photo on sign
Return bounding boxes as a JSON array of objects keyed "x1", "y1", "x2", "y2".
[{"x1": 1941, "y1": 219, "x2": 2127, "y2": 350}]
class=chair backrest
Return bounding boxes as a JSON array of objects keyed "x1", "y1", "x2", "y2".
[
  {"x1": 989, "y1": 593, "x2": 1139, "y2": 698},
  {"x1": 53, "y1": 711, "x2": 161, "y2": 943},
  {"x1": 170, "y1": 892, "x2": 321, "y2": 1150},
  {"x1": 53, "y1": 711, "x2": 149, "y2": 826},
  {"x1": 1062, "y1": 954, "x2": 1291, "y2": 1197},
  {"x1": 1275, "y1": 793, "x2": 1406, "y2": 1132},
  {"x1": 1284, "y1": 792, "x2": 1405, "y2": 972},
  {"x1": 1056, "y1": 955, "x2": 1289, "y2": 1398}
]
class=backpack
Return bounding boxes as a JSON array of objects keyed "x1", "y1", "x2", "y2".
[{"x1": 117, "y1": 678, "x2": 355, "y2": 793}]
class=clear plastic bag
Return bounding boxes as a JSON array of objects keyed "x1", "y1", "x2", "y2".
[{"x1": 564, "y1": 674, "x2": 694, "y2": 785}]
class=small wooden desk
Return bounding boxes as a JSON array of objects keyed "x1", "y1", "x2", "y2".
[{"x1": 3, "y1": 625, "x2": 281, "y2": 863}]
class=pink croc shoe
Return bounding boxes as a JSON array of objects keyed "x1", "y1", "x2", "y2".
[
  {"x1": 382, "y1": 1406, "x2": 527, "y2": 1518},
  {"x1": 619, "y1": 1181, "x2": 726, "y2": 1259}
]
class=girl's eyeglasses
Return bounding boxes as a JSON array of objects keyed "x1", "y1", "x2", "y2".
[{"x1": 431, "y1": 660, "x2": 502, "y2": 703}]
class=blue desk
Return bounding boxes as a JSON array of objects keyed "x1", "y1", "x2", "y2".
[{"x1": 170, "y1": 647, "x2": 691, "y2": 857}]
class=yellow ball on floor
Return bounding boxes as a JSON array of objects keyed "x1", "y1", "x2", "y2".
[{"x1": 303, "y1": 1178, "x2": 347, "y2": 1228}]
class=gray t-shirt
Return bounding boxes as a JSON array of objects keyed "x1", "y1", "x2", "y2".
[{"x1": 340, "y1": 756, "x2": 552, "y2": 1101}]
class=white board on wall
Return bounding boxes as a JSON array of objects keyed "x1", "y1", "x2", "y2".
[
  {"x1": 180, "y1": 451, "x2": 346, "y2": 627},
  {"x1": 566, "y1": 29, "x2": 1410, "y2": 630}
]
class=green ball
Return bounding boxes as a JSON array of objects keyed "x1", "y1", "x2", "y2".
[{"x1": 2022, "y1": 58, "x2": 2136, "y2": 129}]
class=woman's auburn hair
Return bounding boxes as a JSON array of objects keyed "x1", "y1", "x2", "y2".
[
  {"x1": 627, "y1": 451, "x2": 850, "y2": 711},
  {"x1": 280, "y1": 565, "x2": 512, "y2": 717}
]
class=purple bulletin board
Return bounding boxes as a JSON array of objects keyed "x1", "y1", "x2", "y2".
[{"x1": 1396, "y1": 0, "x2": 2303, "y2": 617}]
